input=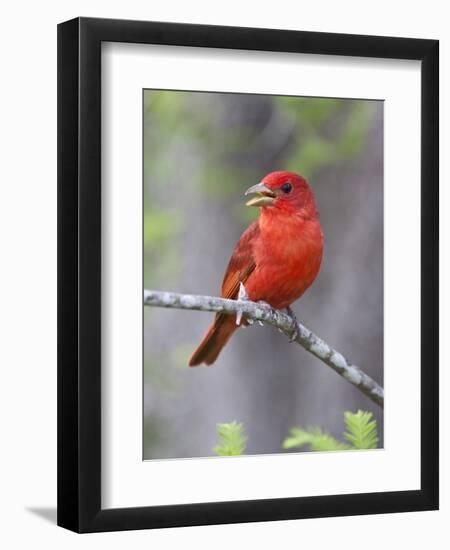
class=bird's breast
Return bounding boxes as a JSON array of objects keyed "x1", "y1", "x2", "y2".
[{"x1": 246, "y1": 216, "x2": 323, "y2": 309}]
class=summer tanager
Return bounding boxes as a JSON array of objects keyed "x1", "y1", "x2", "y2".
[{"x1": 189, "y1": 171, "x2": 323, "y2": 366}]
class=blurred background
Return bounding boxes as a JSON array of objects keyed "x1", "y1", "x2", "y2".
[{"x1": 143, "y1": 90, "x2": 383, "y2": 459}]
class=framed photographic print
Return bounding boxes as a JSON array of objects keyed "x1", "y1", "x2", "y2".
[{"x1": 57, "y1": 17, "x2": 439, "y2": 532}]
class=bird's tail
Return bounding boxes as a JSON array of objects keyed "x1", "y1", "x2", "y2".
[{"x1": 189, "y1": 313, "x2": 239, "y2": 366}]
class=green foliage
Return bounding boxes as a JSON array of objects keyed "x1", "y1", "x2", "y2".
[
  {"x1": 343, "y1": 410, "x2": 379, "y2": 449},
  {"x1": 143, "y1": 209, "x2": 183, "y2": 248},
  {"x1": 143, "y1": 209, "x2": 184, "y2": 287},
  {"x1": 276, "y1": 97, "x2": 373, "y2": 179},
  {"x1": 293, "y1": 137, "x2": 339, "y2": 177},
  {"x1": 283, "y1": 410, "x2": 379, "y2": 452},
  {"x1": 274, "y1": 96, "x2": 342, "y2": 128},
  {"x1": 283, "y1": 427, "x2": 350, "y2": 452},
  {"x1": 339, "y1": 102, "x2": 372, "y2": 158},
  {"x1": 213, "y1": 422, "x2": 248, "y2": 456}
]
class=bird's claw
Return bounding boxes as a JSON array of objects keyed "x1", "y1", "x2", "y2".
[
  {"x1": 236, "y1": 282, "x2": 249, "y2": 326},
  {"x1": 286, "y1": 306, "x2": 300, "y2": 342}
]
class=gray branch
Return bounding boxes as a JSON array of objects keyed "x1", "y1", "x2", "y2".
[{"x1": 144, "y1": 289, "x2": 384, "y2": 408}]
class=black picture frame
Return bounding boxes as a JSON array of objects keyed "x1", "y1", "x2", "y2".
[{"x1": 57, "y1": 16, "x2": 439, "y2": 533}]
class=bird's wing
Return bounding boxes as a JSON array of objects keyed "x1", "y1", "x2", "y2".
[
  {"x1": 189, "y1": 221, "x2": 259, "y2": 366},
  {"x1": 221, "y1": 221, "x2": 259, "y2": 300}
]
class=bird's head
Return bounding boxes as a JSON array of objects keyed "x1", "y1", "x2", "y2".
[{"x1": 245, "y1": 171, "x2": 318, "y2": 217}]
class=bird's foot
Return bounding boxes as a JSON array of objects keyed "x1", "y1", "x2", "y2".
[
  {"x1": 236, "y1": 282, "x2": 249, "y2": 326},
  {"x1": 286, "y1": 306, "x2": 300, "y2": 342}
]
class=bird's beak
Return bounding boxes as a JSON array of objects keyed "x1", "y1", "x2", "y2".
[{"x1": 245, "y1": 182, "x2": 276, "y2": 207}]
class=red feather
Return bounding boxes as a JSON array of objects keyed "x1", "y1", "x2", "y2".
[{"x1": 189, "y1": 171, "x2": 323, "y2": 366}]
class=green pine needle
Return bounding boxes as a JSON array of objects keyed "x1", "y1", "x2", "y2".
[
  {"x1": 213, "y1": 421, "x2": 247, "y2": 456},
  {"x1": 343, "y1": 410, "x2": 379, "y2": 449},
  {"x1": 283, "y1": 427, "x2": 350, "y2": 452},
  {"x1": 282, "y1": 410, "x2": 379, "y2": 452}
]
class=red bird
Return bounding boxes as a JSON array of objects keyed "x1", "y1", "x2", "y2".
[{"x1": 189, "y1": 171, "x2": 323, "y2": 366}]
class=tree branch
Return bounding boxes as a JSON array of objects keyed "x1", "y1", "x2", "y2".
[{"x1": 144, "y1": 289, "x2": 384, "y2": 408}]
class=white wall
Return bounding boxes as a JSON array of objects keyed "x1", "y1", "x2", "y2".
[{"x1": 0, "y1": 1, "x2": 447, "y2": 548}]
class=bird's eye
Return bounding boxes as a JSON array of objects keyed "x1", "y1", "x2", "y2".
[{"x1": 281, "y1": 182, "x2": 292, "y2": 194}]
